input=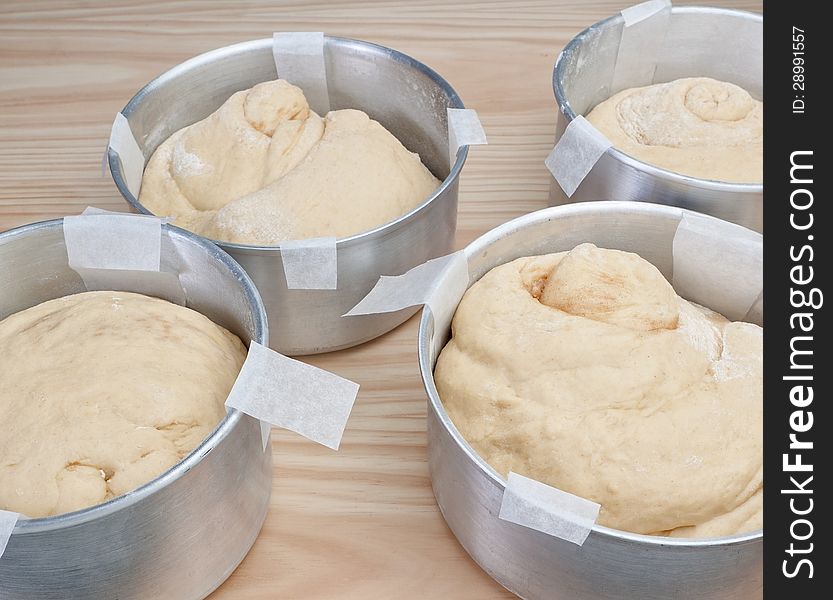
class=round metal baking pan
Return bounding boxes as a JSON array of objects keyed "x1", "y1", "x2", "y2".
[
  {"x1": 418, "y1": 201, "x2": 762, "y2": 599},
  {"x1": 110, "y1": 36, "x2": 469, "y2": 355},
  {"x1": 549, "y1": 7, "x2": 763, "y2": 232},
  {"x1": 0, "y1": 219, "x2": 272, "y2": 600}
]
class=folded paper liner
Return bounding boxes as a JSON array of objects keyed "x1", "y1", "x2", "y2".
[
  {"x1": 612, "y1": 0, "x2": 672, "y2": 92},
  {"x1": 447, "y1": 108, "x2": 488, "y2": 168},
  {"x1": 273, "y1": 32, "x2": 330, "y2": 115},
  {"x1": 545, "y1": 116, "x2": 612, "y2": 198},
  {"x1": 344, "y1": 251, "x2": 469, "y2": 362},
  {"x1": 107, "y1": 33, "x2": 486, "y2": 291},
  {"x1": 279, "y1": 236, "x2": 338, "y2": 290},
  {"x1": 499, "y1": 473, "x2": 600, "y2": 546},
  {"x1": 226, "y1": 342, "x2": 360, "y2": 451},
  {"x1": 345, "y1": 207, "x2": 762, "y2": 545},
  {"x1": 64, "y1": 208, "x2": 186, "y2": 305},
  {"x1": 672, "y1": 212, "x2": 762, "y2": 321}
]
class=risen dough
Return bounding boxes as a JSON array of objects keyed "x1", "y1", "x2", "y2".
[
  {"x1": 434, "y1": 244, "x2": 762, "y2": 537},
  {"x1": 0, "y1": 291, "x2": 247, "y2": 518},
  {"x1": 139, "y1": 79, "x2": 440, "y2": 245},
  {"x1": 585, "y1": 77, "x2": 762, "y2": 183}
]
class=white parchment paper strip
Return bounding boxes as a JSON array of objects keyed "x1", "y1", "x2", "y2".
[
  {"x1": 0, "y1": 510, "x2": 18, "y2": 558},
  {"x1": 225, "y1": 342, "x2": 359, "y2": 451},
  {"x1": 425, "y1": 252, "x2": 470, "y2": 361},
  {"x1": 447, "y1": 108, "x2": 487, "y2": 168},
  {"x1": 545, "y1": 116, "x2": 612, "y2": 197},
  {"x1": 260, "y1": 420, "x2": 273, "y2": 452},
  {"x1": 744, "y1": 290, "x2": 764, "y2": 324},
  {"x1": 343, "y1": 251, "x2": 469, "y2": 362},
  {"x1": 344, "y1": 251, "x2": 468, "y2": 319},
  {"x1": 65, "y1": 212, "x2": 159, "y2": 271},
  {"x1": 621, "y1": 0, "x2": 671, "y2": 26},
  {"x1": 81, "y1": 206, "x2": 174, "y2": 228},
  {"x1": 273, "y1": 32, "x2": 330, "y2": 115},
  {"x1": 63, "y1": 209, "x2": 185, "y2": 305},
  {"x1": 499, "y1": 472, "x2": 600, "y2": 546},
  {"x1": 108, "y1": 113, "x2": 145, "y2": 198},
  {"x1": 672, "y1": 212, "x2": 763, "y2": 321},
  {"x1": 279, "y1": 237, "x2": 338, "y2": 290},
  {"x1": 653, "y1": 7, "x2": 761, "y2": 96},
  {"x1": 612, "y1": 0, "x2": 672, "y2": 92}
]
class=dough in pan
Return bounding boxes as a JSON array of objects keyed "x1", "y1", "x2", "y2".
[
  {"x1": 585, "y1": 77, "x2": 762, "y2": 183},
  {"x1": 139, "y1": 79, "x2": 440, "y2": 245},
  {"x1": 435, "y1": 244, "x2": 762, "y2": 537},
  {"x1": 0, "y1": 291, "x2": 247, "y2": 518}
]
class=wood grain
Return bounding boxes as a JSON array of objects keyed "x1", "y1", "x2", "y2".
[{"x1": 0, "y1": 1, "x2": 761, "y2": 597}]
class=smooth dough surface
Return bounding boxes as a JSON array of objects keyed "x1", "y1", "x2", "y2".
[
  {"x1": 585, "y1": 77, "x2": 762, "y2": 183},
  {"x1": 0, "y1": 291, "x2": 247, "y2": 518},
  {"x1": 434, "y1": 244, "x2": 762, "y2": 537},
  {"x1": 139, "y1": 79, "x2": 441, "y2": 245}
]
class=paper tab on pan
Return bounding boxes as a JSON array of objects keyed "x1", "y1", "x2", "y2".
[
  {"x1": 63, "y1": 209, "x2": 186, "y2": 305},
  {"x1": 545, "y1": 116, "x2": 612, "y2": 197},
  {"x1": 344, "y1": 251, "x2": 469, "y2": 360},
  {"x1": 225, "y1": 341, "x2": 359, "y2": 451},
  {"x1": 672, "y1": 212, "x2": 763, "y2": 321},
  {"x1": 344, "y1": 251, "x2": 468, "y2": 319},
  {"x1": 499, "y1": 472, "x2": 600, "y2": 546},
  {"x1": 744, "y1": 290, "x2": 764, "y2": 325},
  {"x1": 108, "y1": 113, "x2": 145, "y2": 198},
  {"x1": 279, "y1": 237, "x2": 338, "y2": 290},
  {"x1": 612, "y1": 0, "x2": 672, "y2": 92},
  {"x1": 0, "y1": 510, "x2": 18, "y2": 558},
  {"x1": 447, "y1": 108, "x2": 487, "y2": 168},
  {"x1": 273, "y1": 32, "x2": 330, "y2": 115},
  {"x1": 260, "y1": 421, "x2": 273, "y2": 451}
]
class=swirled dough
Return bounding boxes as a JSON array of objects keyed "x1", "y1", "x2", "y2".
[
  {"x1": 138, "y1": 79, "x2": 440, "y2": 245},
  {"x1": 0, "y1": 291, "x2": 247, "y2": 518},
  {"x1": 434, "y1": 244, "x2": 762, "y2": 537},
  {"x1": 585, "y1": 77, "x2": 762, "y2": 183}
]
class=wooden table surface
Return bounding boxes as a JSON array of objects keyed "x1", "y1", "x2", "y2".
[{"x1": 0, "y1": 1, "x2": 760, "y2": 597}]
